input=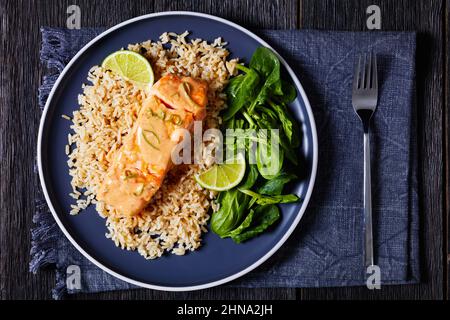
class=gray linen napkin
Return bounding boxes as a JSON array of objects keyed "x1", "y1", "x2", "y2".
[{"x1": 31, "y1": 27, "x2": 419, "y2": 299}]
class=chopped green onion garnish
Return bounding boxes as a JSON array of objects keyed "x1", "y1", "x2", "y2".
[
  {"x1": 171, "y1": 114, "x2": 183, "y2": 125},
  {"x1": 156, "y1": 109, "x2": 166, "y2": 120},
  {"x1": 146, "y1": 107, "x2": 156, "y2": 117},
  {"x1": 142, "y1": 130, "x2": 160, "y2": 150},
  {"x1": 145, "y1": 129, "x2": 160, "y2": 143}
]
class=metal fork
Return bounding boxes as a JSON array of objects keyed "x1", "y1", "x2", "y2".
[{"x1": 352, "y1": 53, "x2": 378, "y2": 268}]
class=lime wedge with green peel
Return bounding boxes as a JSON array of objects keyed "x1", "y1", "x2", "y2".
[
  {"x1": 195, "y1": 154, "x2": 246, "y2": 191},
  {"x1": 102, "y1": 50, "x2": 154, "y2": 87}
]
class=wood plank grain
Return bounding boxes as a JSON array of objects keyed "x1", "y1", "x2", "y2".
[
  {"x1": 446, "y1": 0, "x2": 449, "y2": 301},
  {"x1": 1, "y1": 0, "x2": 56, "y2": 300},
  {"x1": 300, "y1": 0, "x2": 445, "y2": 300},
  {"x1": 0, "y1": 0, "x2": 298, "y2": 300},
  {"x1": 68, "y1": 288, "x2": 295, "y2": 300},
  {"x1": 153, "y1": 0, "x2": 299, "y2": 29}
]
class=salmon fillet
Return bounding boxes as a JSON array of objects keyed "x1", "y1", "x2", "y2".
[{"x1": 97, "y1": 75, "x2": 208, "y2": 216}]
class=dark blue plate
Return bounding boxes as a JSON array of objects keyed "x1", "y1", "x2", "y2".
[{"x1": 38, "y1": 12, "x2": 318, "y2": 290}]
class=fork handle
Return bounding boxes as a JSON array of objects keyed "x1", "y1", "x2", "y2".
[{"x1": 363, "y1": 131, "x2": 374, "y2": 268}]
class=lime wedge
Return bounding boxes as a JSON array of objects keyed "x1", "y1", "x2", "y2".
[
  {"x1": 195, "y1": 154, "x2": 246, "y2": 191},
  {"x1": 102, "y1": 50, "x2": 154, "y2": 87}
]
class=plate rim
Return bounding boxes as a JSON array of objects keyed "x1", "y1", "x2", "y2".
[{"x1": 37, "y1": 10, "x2": 318, "y2": 291}]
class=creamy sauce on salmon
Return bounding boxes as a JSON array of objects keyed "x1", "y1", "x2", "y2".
[{"x1": 97, "y1": 75, "x2": 208, "y2": 216}]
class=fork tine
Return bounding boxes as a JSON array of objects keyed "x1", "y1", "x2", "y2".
[
  {"x1": 360, "y1": 54, "x2": 366, "y2": 89},
  {"x1": 371, "y1": 53, "x2": 378, "y2": 90},
  {"x1": 353, "y1": 54, "x2": 361, "y2": 90},
  {"x1": 366, "y1": 52, "x2": 372, "y2": 89}
]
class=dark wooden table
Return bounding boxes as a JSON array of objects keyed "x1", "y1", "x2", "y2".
[{"x1": 0, "y1": 0, "x2": 447, "y2": 300}]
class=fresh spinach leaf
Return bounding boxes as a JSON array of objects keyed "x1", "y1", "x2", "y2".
[
  {"x1": 256, "y1": 130, "x2": 284, "y2": 179},
  {"x1": 278, "y1": 80, "x2": 297, "y2": 103},
  {"x1": 254, "y1": 106, "x2": 278, "y2": 129},
  {"x1": 255, "y1": 116, "x2": 273, "y2": 130},
  {"x1": 278, "y1": 134, "x2": 298, "y2": 165},
  {"x1": 240, "y1": 164, "x2": 259, "y2": 190},
  {"x1": 250, "y1": 47, "x2": 280, "y2": 78},
  {"x1": 248, "y1": 48, "x2": 283, "y2": 113},
  {"x1": 224, "y1": 208, "x2": 255, "y2": 238},
  {"x1": 223, "y1": 65, "x2": 261, "y2": 121},
  {"x1": 249, "y1": 47, "x2": 296, "y2": 103},
  {"x1": 231, "y1": 205, "x2": 280, "y2": 243},
  {"x1": 258, "y1": 172, "x2": 297, "y2": 195},
  {"x1": 264, "y1": 107, "x2": 279, "y2": 121},
  {"x1": 226, "y1": 74, "x2": 245, "y2": 99},
  {"x1": 239, "y1": 189, "x2": 299, "y2": 205},
  {"x1": 268, "y1": 100, "x2": 299, "y2": 147},
  {"x1": 211, "y1": 189, "x2": 249, "y2": 237},
  {"x1": 211, "y1": 165, "x2": 258, "y2": 237}
]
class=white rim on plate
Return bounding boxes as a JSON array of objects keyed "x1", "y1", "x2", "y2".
[{"x1": 37, "y1": 11, "x2": 318, "y2": 291}]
